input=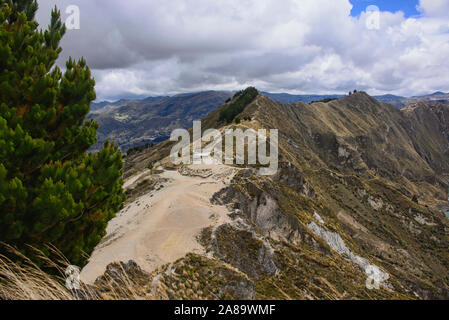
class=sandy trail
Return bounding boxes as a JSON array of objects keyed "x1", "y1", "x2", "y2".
[{"x1": 80, "y1": 163, "x2": 235, "y2": 284}]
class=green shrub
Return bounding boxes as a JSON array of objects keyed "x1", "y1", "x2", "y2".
[
  {"x1": 126, "y1": 143, "x2": 153, "y2": 156},
  {"x1": 311, "y1": 98, "x2": 338, "y2": 104},
  {"x1": 219, "y1": 87, "x2": 258, "y2": 123},
  {"x1": 0, "y1": 1, "x2": 125, "y2": 267}
]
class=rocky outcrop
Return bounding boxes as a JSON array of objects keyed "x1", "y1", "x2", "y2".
[
  {"x1": 212, "y1": 174, "x2": 303, "y2": 246},
  {"x1": 208, "y1": 224, "x2": 277, "y2": 280}
]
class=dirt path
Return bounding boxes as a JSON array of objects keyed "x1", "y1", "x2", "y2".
[{"x1": 80, "y1": 164, "x2": 236, "y2": 284}]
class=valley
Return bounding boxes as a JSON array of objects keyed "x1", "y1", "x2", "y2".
[{"x1": 87, "y1": 91, "x2": 233, "y2": 152}]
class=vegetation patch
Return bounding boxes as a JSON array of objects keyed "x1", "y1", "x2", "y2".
[
  {"x1": 126, "y1": 143, "x2": 154, "y2": 156},
  {"x1": 155, "y1": 254, "x2": 255, "y2": 300},
  {"x1": 310, "y1": 98, "x2": 338, "y2": 104},
  {"x1": 124, "y1": 177, "x2": 157, "y2": 203},
  {"x1": 219, "y1": 87, "x2": 258, "y2": 123}
]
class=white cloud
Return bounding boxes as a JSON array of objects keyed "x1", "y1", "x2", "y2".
[
  {"x1": 36, "y1": 0, "x2": 449, "y2": 100},
  {"x1": 418, "y1": 0, "x2": 449, "y2": 17}
]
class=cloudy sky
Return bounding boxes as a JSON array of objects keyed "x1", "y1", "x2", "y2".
[{"x1": 36, "y1": 0, "x2": 449, "y2": 101}]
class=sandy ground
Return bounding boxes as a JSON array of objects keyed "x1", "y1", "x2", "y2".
[{"x1": 80, "y1": 163, "x2": 236, "y2": 284}]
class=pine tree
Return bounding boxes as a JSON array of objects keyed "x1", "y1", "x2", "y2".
[{"x1": 0, "y1": 0, "x2": 125, "y2": 266}]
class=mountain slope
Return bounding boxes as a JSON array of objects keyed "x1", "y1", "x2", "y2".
[
  {"x1": 84, "y1": 91, "x2": 449, "y2": 300},
  {"x1": 263, "y1": 91, "x2": 449, "y2": 109},
  {"x1": 398, "y1": 92, "x2": 449, "y2": 109},
  {"x1": 88, "y1": 91, "x2": 233, "y2": 151},
  {"x1": 203, "y1": 92, "x2": 449, "y2": 299}
]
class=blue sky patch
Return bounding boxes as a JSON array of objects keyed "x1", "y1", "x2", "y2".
[{"x1": 350, "y1": 0, "x2": 420, "y2": 18}]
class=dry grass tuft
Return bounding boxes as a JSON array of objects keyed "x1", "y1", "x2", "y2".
[{"x1": 0, "y1": 243, "x2": 145, "y2": 300}]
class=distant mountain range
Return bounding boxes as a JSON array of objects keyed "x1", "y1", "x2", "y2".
[
  {"x1": 263, "y1": 91, "x2": 449, "y2": 109},
  {"x1": 381, "y1": 92, "x2": 449, "y2": 109},
  {"x1": 88, "y1": 91, "x2": 233, "y2": 151},
  {"x1": 89, "y1": 90, "x2": 448, "y2": 152}
]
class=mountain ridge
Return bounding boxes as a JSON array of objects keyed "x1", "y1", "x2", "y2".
[
  {"x1": 89, "y1": 90, "x2": 449, "y2": 300},
  {"x1": 89, "y1": 90, "x2": 449, "y2": 153}
]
